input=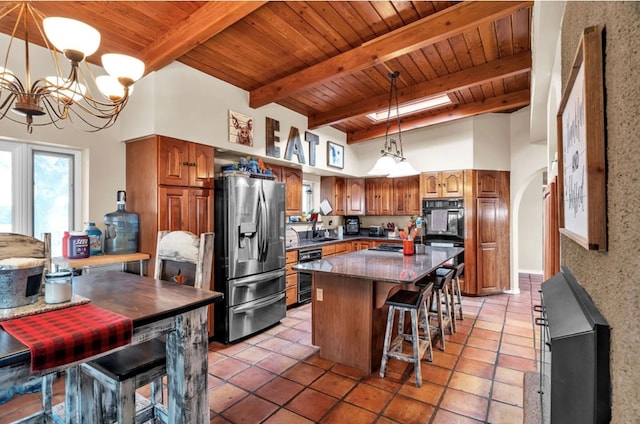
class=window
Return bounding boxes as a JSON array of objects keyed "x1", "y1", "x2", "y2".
[
  {"x1": 302, "y1": 183, "x2": 312, "y2": 214},
  {"x1": 0, "y1": 140, "x2": 81, "y2": 256}
]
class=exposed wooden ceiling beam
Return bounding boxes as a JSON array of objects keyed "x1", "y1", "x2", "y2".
[
  {"x1": 309, "y1": 52, "x2": 532, "y2": 129},
  {"x1": 141, "y1": 1, "x2": 267, "y2": 74},
  {"x1": 347, "y1": 89, "x2": 531, "y2": 144},
  {"x1": 249, "y1": 0, "x2": 532, "y2": 109}
]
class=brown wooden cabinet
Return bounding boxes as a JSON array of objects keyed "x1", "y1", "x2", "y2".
[
  {"x1": 350, "y1": 240, "x2": 372, "y2": 251},
  {"x1": 158, "y1": 137, "x2": 215, "y2": 188},
  {"x1": 126, "y1": 135, "x2": 215, "y2": 335},
  {"x1": 393, "y1": 176, "x2": 421, "y2": 216},
  {"x1": 365, "y1": 178, "x2": 394, "y2": 215},
  {"x1": 285, "y1": 250, "x2": 298, "y2": 307},
  {"x1": 267, "y1": 163, "x2": 303, "y2": 216},
  {"x1": 420, "y1": 170, "x2": 464, "y2": 198},
  {"x1": 462, "y1": 169, "x2": 510, "y2": 296},
  {"x1": 282, "y1": 167, "x2": 303, "y2": 216},
  {"x1": 345, "y1": 178, "x2": 366, "y2": 215},
  {"x1": 543, "y1": 176, "x2": 560, "y2": 280},
  {"x1": 476, "y1": 169, "x2": 508, "y2": 198},
  {"x1": 320, "y1": 176, "x2": 346, "y2": 216}
]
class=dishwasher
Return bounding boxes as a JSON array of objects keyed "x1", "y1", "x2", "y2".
[{"x1": 297, "y1": 247, "x2": 322, "y2": 304}]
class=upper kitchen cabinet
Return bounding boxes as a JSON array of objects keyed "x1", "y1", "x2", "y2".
[
  {"x1": 282, "y1": 167, "x2": 303, "y2": 216},
  {"x1": 365, "y1": 178, "x2": 394, "y2": 216},
  {"x1": 321, "y1": 176, "x2": 346, "y2": 216},
  {"x1": 266, "y1": 163, "x2": 303, "y2": 216},
  {"x1": 476, "y1": 170, "x2": 509, "y2": 198},
  {"x1": 393, "y1": 176, "x2": 421, "y2": 216},
  {"x1": 158, "y1": 136, "x2": 214, "y2": 188},
  {"x1": 420, "y1": 170, "x2": 464, "y2": 199},
  {"x1": 345, "y1": 178, "x2": 366, "y2": 215}
]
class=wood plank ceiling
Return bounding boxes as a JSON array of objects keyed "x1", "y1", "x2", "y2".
[{"x1": 0, "y1": 1, "x2": 532, "y2": 145}]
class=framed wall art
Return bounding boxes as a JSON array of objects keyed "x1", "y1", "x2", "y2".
[
  {"x1": 228, "y1": 110, "x2": 254, "y2": 146},
  {"x1": 327, "y1": 141, "x2": 344, "y2": 169},
  {"x1": 556, "y1": 25, "x2": 607, "y2": 251}
]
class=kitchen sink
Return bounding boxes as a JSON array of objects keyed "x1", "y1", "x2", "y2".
[{"x1": 312, "y1": 237, "x2": 339, "y2": 242}]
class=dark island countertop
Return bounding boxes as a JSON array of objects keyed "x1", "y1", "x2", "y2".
[{"x1": 293, "y1": 246, "x2": 464, "y2": 284}]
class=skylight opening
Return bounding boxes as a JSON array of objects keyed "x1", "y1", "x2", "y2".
[{"x1": 367, "y1": 94, "x2": 453, "y2": 122}]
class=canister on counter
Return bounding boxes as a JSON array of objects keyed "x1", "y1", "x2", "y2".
[
  {"x1": 44, "y1": 271, "x2": 72, "y2": 304},
  {"x1": 68, "y1": 231, "x2": 90, "y2": 259}
]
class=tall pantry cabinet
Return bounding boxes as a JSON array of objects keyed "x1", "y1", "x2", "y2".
[
  {"x1": 463, "y1": 169, "x2": 510, "y2": 295},
  {"x1": 125, "y1": 135, "x2": 215, "y2": 320}
]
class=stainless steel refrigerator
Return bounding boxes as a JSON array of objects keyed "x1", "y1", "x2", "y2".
[{"x1": 214, "y1": 175, "x2": 287, "y2": 343}]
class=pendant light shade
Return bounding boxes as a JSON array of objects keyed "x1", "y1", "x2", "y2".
[
  {"x1": 102, "y1": 54, "x2": 146, "y2": 86},
  {"x1": 367, "y1": 155, "x2": 397, "y2": 176},
  {"x1": 43, "y1": 17, "x2": 101, "y2": 61},
  {"x1": 366, "y1": 71, "x2": 419, "y2": 178},
  {"x1": 387, "y1": 159, "x2": 420, "y2": 178}
]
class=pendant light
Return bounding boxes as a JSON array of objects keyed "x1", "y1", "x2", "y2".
[
  {"x1": 0, "y1": 2, "x2": 145, "y2": 133},
  {"x1": 367, "y1": 71, "x2": 419, "y2": 178}
]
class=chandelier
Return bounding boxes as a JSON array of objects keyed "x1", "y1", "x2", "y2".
[
  {"x1": 367, "y1": 71, "x2": 419, "y2": 178},
  {"x1": 0, "y1": 2, "x2": 145, "y2": 133}
]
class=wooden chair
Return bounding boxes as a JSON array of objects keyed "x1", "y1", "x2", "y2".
[
  {"x1": 0, "y1": 233, "x2": 53, "y2": 413},
  {"x1": 78, "y1": 231, "x2": 214, "y2": 424},
  {"x1": 0, "y1": 232, "x2": 51, "y2": 271}
]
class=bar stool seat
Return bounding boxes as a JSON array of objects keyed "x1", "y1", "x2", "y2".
[
  {"x1": 379, "y1": 284, "x2": 433, "y2": 388},
  {"x1": 417, "y1": 268, "x2": 455, "y2": 351}
]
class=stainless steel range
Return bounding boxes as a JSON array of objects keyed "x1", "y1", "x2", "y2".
[{"x1": 214, "y1": 175, "x2": 286, "y2": 343}]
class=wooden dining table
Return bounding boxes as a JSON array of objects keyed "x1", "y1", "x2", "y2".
[{"x1": 0, "y1": 271, "x2": 223, "y2": 424}]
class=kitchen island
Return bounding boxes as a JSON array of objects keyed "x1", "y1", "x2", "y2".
[{"x1": 293, "y1": 245, "x2": 464, "y2": 373}]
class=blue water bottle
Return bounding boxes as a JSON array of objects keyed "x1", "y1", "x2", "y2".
[{"x1": 84, "y1": 222, "x2": 103, "y2": 256}]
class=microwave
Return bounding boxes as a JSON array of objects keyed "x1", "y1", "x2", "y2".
[
  {"x1": 369, "y1": 226, "x2": 385, "y2": 237},
  {"x1": 344, "y1": 216, "x2": 360, "y2": 235}
]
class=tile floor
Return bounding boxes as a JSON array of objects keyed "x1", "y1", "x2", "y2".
[{"x1": 0, "y1": 274, "x2": 542, "y2": 424}]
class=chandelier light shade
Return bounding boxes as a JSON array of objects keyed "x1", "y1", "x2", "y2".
[
  {"x1": 366, "y1": 71, "x2": 419, "y2": 178},
  {"x1": 0, "y1": 2, "x2": 145, "y2": 133}
]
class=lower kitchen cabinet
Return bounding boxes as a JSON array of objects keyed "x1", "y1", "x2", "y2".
[
  {"x1": 285, "y1": 250, "x2": 298, "y2": 307},
  {"x1": 351, "y1": 240, "x2": 372, "y2": 251},
  {"x1": 322, "y1": 242, "x2": 349, "y2": 257}
]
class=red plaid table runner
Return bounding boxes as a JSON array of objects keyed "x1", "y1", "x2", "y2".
[{"x1": 1, "y1": 304, "x2": 133, "y2": 371}]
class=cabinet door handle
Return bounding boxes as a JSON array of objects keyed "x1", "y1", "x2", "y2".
[{"x1": 182, "y1": 161, "x2": 189, "y2": 166}]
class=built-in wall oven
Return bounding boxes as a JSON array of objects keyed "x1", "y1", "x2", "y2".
[
  {"x1": 423, "y1": 198, "x2": 465, "y2": 266},
  {"x1": 422, "y1": 198, "x2": 465, "y2": 244},
  {"x1": 297, "y1": 248, "x2": 321, "y2": 304}
]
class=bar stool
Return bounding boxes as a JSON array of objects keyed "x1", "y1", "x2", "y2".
[
  {"x1": 418, "y1": 268, "x2": 455, "y2": 351},
  {"x1": 379, "y1": 284, "x2": 433, "y2": 388},
  {"x1": 449, "y1": 263, "x2": 464, "y2": 322}
]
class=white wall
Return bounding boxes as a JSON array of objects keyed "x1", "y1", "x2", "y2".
[
  {"x1": 350, "y1": 117, "x2": 475, "y2": 176},
  {"x1": 518, "y1": 173, "x2": 544, "y2": 272},
  {"x1": 473, "y1": 113, "x2": 511, "y2": 170}
]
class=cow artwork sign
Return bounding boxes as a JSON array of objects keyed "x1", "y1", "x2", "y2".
[{"x1": 229, "y1": 110, "x2": 254, "y2": 146}]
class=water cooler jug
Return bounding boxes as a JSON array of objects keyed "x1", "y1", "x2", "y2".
[{"x1": 104, "y1": 190, "x2": 139, "y2": 254}]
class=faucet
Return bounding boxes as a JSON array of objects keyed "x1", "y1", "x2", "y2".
[{"x1": 312, "y1": 220, "x2": 318, "y2": 238}]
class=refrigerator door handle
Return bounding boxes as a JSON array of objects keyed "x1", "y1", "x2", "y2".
[
  {"x1": 231, "y1": 269, "x2": 286, "y2": 287},
  {"x1": 233, "y1": 292, "x2": 286, "y2": 313},
  {"x1": 260, "y1": 182, "x2": 269, "y2": 261}
]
